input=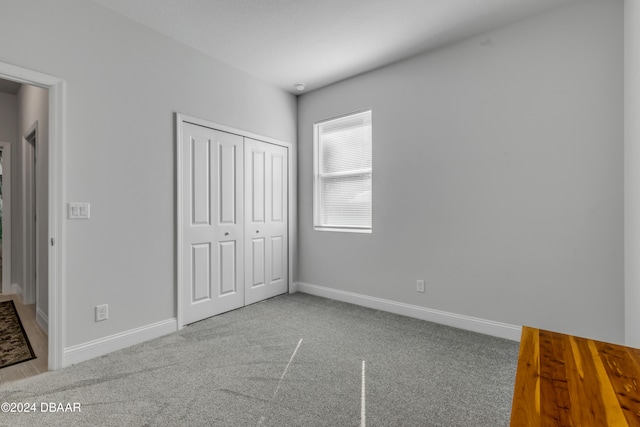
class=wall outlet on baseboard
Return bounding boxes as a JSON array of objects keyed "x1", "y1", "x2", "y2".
[
  {"x1": 416, "y1": 280, "x2": 425, "y2": 293},
  {"x1": 95, "y1": 304, "x2": 108, "y2": 322}
]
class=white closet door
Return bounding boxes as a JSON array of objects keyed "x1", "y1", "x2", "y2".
[
  {"x1": 244, "y1": 138, "x2": 289, "y2": 305},
  {"x1": 181, "y1": 123, "x2": 244, "y2": 324}
]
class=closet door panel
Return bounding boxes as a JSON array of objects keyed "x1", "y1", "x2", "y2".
[
  {"x1": 251, "y1": 150, "x2": 266, "y2": 223},
  {"x1": 182, "y1": 123, "x2": 244, "y2": 324},
  {"x1": 245, "y1": 138, "x2": 288, "y2": 305},
  {"x1": 191, "y1": 243, "x2": 212, "y2": 301},
  {"x1": 251, "y1": 237, "x2": 266, "y2": 286},
  {"x1": 271, "y1": 236, "x2": 283, "y2": 282},
  {"x1": 181, "y1": 120, "x2": 289, "y2": 323}
]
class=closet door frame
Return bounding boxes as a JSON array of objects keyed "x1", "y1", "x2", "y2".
[{"x1": 175, "y1": 113, "x2": 296, "y2": 330}]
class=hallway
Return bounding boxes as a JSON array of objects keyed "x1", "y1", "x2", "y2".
[{"x1": 0, "y1": 293, "x2": 47, "y2": 384}]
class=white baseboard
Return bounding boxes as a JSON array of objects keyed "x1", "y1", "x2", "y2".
[
  {"x1": 11, "y1": 283, "x2": 22, "y2": 296},
  {"x1": 292, "y1": 282, "x2": 522, "y2": 342},
  {"x1": 36, "y1": 308, "x2": 48, "y2": 335},
  {"x1": 64, "y1": 319, "x2": 178, "y2": 366}
]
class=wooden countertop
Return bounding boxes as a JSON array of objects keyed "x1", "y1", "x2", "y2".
[{"x1": 510, "y1": 326, "x2": 640, "y2": 426}]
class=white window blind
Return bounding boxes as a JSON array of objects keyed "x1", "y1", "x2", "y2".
[{"x1": 314, "y1": 110, "x2": 372, "y2": 233}]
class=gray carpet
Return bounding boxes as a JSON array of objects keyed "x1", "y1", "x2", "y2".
[{"x1": 0, "y1": 293, "x2": 519, "y2": 426}]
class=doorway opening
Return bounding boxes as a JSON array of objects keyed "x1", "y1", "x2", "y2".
[
  {"x1": 0, "y1": 61, "x2": 64, "y2": 372},
  {"x1": 0, "y1": 84, "x2": 50, "y2": 382},
  {"x1": 23, "y1": 124, "x2": 38, "y2": 308},
  {"x1": 0, "y1": 144, "x2": 9, "y2": 294}
]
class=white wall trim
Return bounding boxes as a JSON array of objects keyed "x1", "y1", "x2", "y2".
[
  {"x1": 11, "y1": 283, "x2": 22, "y2": 296},
  {"x1": 64, "y1": 319, "x2": 177, "y2": 366},
  {"x1": 625, "y1": 0, "x2": 640, "y2": 348},
  {"x1": 292, "y1": 282, "x2": 522, "y2": 342},
  {"x1": 179, "y1": 113, "x2": 292, "y2": 148},
  {"x1": 36, "y1": 307, "x2": 48, "y2": 335}
]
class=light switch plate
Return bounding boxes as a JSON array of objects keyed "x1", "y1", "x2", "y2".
[{"x1": 68, "y1": 202, "x2": 90, "y2": 219}]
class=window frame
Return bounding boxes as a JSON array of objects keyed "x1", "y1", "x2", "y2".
[{"x1": 313, "y1": 109, "x2": 372, "y2": 234}]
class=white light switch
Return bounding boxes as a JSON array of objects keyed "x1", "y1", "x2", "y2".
[{"x1": 68, "y1": 202, "x2": 90, "y2": 219}]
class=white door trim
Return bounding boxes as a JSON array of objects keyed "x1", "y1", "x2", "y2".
[
  {"x1": 0, "y1": 142, "x2": 11, "y2": 295},
  {"x1": 22, "y1": 121, "x2": 38, "y2": 306},
  {"x1": 175, "y1": 113, "x2": 295, "y2": 330},
  {"x1": 0, "y1": 61, "x2": 65, "y2": 370}
]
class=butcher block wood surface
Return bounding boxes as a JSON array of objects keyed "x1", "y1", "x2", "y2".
[{"x1": 510, "y1": 326, "x2": 640, "y2": 426}]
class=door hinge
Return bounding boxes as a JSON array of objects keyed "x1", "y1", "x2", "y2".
[{"x1": 50, "y1": 238, "x2": 55, "y2": 246}]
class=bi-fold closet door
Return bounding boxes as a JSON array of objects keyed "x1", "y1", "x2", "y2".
[{"x1": 181, "y1": 122, "x2": 288, "y2": 325}]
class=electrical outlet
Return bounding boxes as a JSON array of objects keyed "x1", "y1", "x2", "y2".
[
  {"x1": 95, "y1": 304, "x2": 108, "y2": 322},
  {"x1": 417, "y1": 280, "x2": 425, "y2": 293}
]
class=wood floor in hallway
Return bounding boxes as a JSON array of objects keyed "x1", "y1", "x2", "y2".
[{"x1": 0, "y1": 293, "x2": 48, "y2": 384}]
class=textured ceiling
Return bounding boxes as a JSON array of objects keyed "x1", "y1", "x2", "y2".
[{"x1": 91, "y1": 0, "x2": 575, "y2": 94}]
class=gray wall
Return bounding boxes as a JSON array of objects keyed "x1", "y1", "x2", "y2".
[
  {"x1": 0, "y1": 92, "x2": 17, "y2": 143},
  {"x1": 16, "y1": 84, "x2": 49, "y2": 320},
  {"x1": 0, "y1": 0, "x2": 296, "y2": 347},
  {"x1": 298, "y1": 0, "x2": 624, "y2": 343}
]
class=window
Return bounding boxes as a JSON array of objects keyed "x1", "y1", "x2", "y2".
[{"x1": 314, "y1": 110, "x2": 372, "y2": 233}]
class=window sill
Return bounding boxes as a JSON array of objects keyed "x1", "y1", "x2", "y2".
[{"x1": 313, "y1": 227, "x2": 372, "y2": 234}]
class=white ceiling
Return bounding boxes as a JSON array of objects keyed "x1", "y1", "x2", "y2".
[
  {"x1": 91, "y1": 0, "x2": 575, "y2": 94},
  {"x1": 0, "y1": 78, "x2": 21, "y2": 95}
]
